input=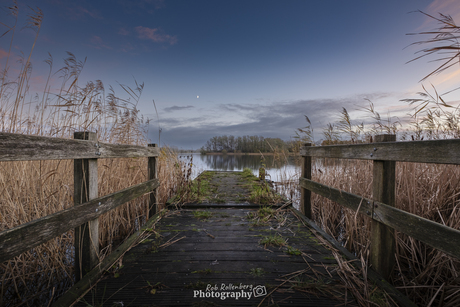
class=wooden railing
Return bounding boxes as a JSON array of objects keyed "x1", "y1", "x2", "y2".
[
  {"x1": 299, "y1": 134, "x2": 460, "y2": 279},
  {"x1": 0, "y1": 131, "x2": 160, "y2": 281}
]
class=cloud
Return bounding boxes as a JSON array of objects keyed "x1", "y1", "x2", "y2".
[
  {"x1": 426, "y1": 0, "x2": 460, "y2": 22},
  {"x1": 90, "y1": 36, "x2": 112, "y2": 50},
  {"x1": 66, "y1": 6, "x2": 102, "y2": 20},
  {"x1": 118, "y1": 28, "x2": 130, "y2": 36},
  {"x1": 135, "y1": 26, "x2": 178, "y2": 45},
  {"x1": 151, "y1": 94, "x2": 398, "y2": 148},
  {"x1": 0, "y1": 48, "x2": 8, "y2": 59},
  {"x1": 117, "y1": 0, "x2": 165, "y2": 14},
  {"x1": 163, "y1": 105, "x2": 195, "y2": 113}
]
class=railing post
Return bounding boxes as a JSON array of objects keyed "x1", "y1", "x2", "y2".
[
  {"x1": 74, "y1": 132, "x2": 99, "y2": 281},
  {"x1": 148, "y1": 144, "x2": 158, "y2": 217},
  {"x1": 301, "y1": 143, "x2": 312, "y2": 218},
  {"x1": 371, "y1": 134, "x2": 396, "y2": 280}
]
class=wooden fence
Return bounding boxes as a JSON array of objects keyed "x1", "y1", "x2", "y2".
[
  {"x1": 299, "y1": 134, "x2": 460, "y2": 279},
  {"x1": 0, "y1": 131, "x2": 160, "y2": 281}
]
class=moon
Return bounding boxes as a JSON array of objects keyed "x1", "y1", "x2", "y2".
[{"x1": 197, "y1": 95, "x2": 199, "y2": 99}]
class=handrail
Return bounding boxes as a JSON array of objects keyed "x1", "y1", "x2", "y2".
[
  {"x1": 300, "y1": 138, "x2": 460, "y2": 164},
  {"x1": 299, "y1": 134, "x2": 460, "y2": 280},
  {"x1": 0, "y1": 178, "x2": 159, "y2": 263},
  {"x1": 0, "y1": 132, "x2": 160, "y2": 161},
  {"x1": 0, "y1": 131, "x2": 159, "y2": 281}
]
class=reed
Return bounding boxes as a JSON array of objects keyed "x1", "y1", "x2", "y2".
[
  {"x1": 290, "y1": 10, "x2": 460, "y2": 306},
  {"x1": 0, "y1": 4, "x2": 191, "y2": 306}
]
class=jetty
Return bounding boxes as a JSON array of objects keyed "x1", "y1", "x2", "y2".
[
  {"x1": 56, "y1": 170, "x2": 411, "y2": 307},
  {"x1": 3, "y1": 132, "x2": 460, "y2": 306}
]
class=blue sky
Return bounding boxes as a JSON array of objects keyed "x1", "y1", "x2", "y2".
[{"x1": 2, "y1": 0, "x2": 460, "y2": 148}]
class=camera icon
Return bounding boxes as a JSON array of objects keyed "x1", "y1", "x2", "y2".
[{"x1": 253, "y1": 285, "x2": 267, "y2": 297}]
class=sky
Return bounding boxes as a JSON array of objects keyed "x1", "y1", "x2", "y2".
[{"x1": 2, "y1": 0, "x2": 460, "y2": 149}]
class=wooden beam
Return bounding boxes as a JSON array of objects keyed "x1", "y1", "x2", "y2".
[
  {"x1": 300, "y1": 138, "x2": 460, "y2": 165},
  {"x1": 300, "y1": 143, "x2": 312, "y2": 218},
  {"x1": 0, "y1": 179, "x2": 160, "y2": 264},
  {"x1": 0, "y1": 132, "x2": 159, "y2": 161},
  {"x1": 74, "y1": 132, "x2": 99, "y2": 281},
  {"x1": 298, "y1": 178, "x2": 460, "y2": 259},
  {"x1": 370, "y1": 134, "x2": 396, "y2": 280},
  {"x1": 148, "y1": 144, "x2": 158, "y2": 217},
  {"x1": 299, "y1": 178, "x2": 373, "y2": 218}
]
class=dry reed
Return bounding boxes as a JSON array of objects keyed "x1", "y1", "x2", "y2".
[{"x1": 0, "y1": 3, "x2": 191, "y2": 306}]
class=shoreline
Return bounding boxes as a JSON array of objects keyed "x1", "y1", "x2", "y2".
[{"x1": 180, "y1": 152, "x2": 298, "y2": 156}]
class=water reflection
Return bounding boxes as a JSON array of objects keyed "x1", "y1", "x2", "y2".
[{"x1": 178, "y1": 153, "x2": 299, "y2": 182}]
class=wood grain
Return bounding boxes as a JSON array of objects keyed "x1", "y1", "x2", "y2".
[
  {"x1": 300, "y1": 138, "x2": 460, "y2": 164},
  {"x1": 0, "y1": 132, "x2": 159, "y2": 161},
  {"x1": 299, "y1": 178, "x2": 460, "y2": 259},
  {"x1": 0, "y1": 179, "x2": 159, "y2": 263}
]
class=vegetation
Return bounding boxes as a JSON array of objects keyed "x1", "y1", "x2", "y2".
[
  {"x1": 293, "y1": 11, "x2": 460, "y2": 306},
  {"x1": 259, "y1": 234, "x2": 286, "y2": 247},
  {"x1": 201, "y1": 135, "x2": 297, "y2": 153},
  {"x1": 192, "y1": 210, "x2": 213, "y2": 220},
  {"x1": 0, "y1": 3, "x2": 192, "y2": 306}
]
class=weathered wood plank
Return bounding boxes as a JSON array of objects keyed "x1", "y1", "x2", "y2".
[
  {"x1": 148, "y1": 143, "x2": 158, "y2": 217},
  {"x1": 52, "y1": 211, "x2": 163, "y2": 307},
  {"x1": 372, "y1": 201, "x2": 460, "y2": 260},
  {"x1": 0, "y1": 179, "x2": 159, "y2": 263},
  {"x1": 0, "y1": 132, "x2": 159, "y2": 161},
  {"x1": 71, "y1": 208, "x2": 355, "y2": 307},
  {"x1": 300, "y1": 143, "x2": 312, "y2": 218},
  {"x1": 299, "y1": 177, "x2": 374, "y2": 218},
  {"x1": 370, "y1": 134, "x2": 396, "y2": 280},
  {"x1": 74, "y1": 132, "x2": 99, "y2": 281},
  {"x1": 300, "y1": 138, "x2": 460, "y2": 164},
  {"x1": 299, "y1": 177, "x2": 460, "y2": 259}
]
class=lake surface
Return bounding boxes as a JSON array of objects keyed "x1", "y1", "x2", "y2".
[{"x1": 178, "y1": 153, "x2": 300, "y2": 182}]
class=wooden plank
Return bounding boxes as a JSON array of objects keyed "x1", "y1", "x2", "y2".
[
  {"x1": 300, "y1": 143, "x2": 312, "y2": 218},
  {"x1": 370, "y1": 134, "x2": 396, "y2": 280},
  {"x1": 72, "y1": 208, "x2": 353, "y2": 307},
  {"x1": 74, "y1": 132, "x2": 99, "y2": 281},
  {"x1": 52, "y1": 211, "x2": 164, "y2": 307},
  {"x1": 372, "y1": 201, "x2": 460, "y2": 260},
  {"x1": 300, "y1": 138, "x2": 460, "y2": 164},
  {"x1": 299, "y1": 177, "x2": 460, "y2": 259},
  {"x1": 148, "y1": 144, "x2": 158, "y2": 217},
  {"x1": 0, "y1": 132, "x2": 159, "y2": 161},
  {"x1": 299, "y1": 178, "x2": 373, "y2": 218},
  {"x1": 0, "y1": 179, "x2": 159, "y2": 263}
]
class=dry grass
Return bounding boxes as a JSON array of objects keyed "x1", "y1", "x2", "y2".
[
  {"x1": 0, "y1": 4, "x2": 192, "y2": 306},
  {"x1": 306, "y1": 160, "x2": 460, "y2": 306}
]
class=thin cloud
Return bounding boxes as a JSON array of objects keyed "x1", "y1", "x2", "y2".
[
  {"x1": 117, "y1": 0, "x2": 165, "y2": 14},
  {"x1": 118, "y1": 28, "x2": 130, "y2": 36},
  {"x1": 163, "y1": 105, "x2": 194, "y2": 112},
  {"x1": 135, "y1": 26, "x2": 178, "y2": 45},
  {"x1": 219, "y1": 103, "x2": 261, "y2": 113},
  {"x1": 66, "y1": 6, "x2": 102, "y2": 20},
  {"x1": 426, "y1": 0, "x2": 460, "y2": 22},
  {"x1": 90, "y1": 36, "x2": 112, "y2": 50},
  {"x1": 0, "y1": 48, "x2": 8, "y2": 59}
]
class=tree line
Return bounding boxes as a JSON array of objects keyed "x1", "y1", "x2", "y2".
[{"x1": 201, "y1": 135, "x2": 297, "y2": 153}]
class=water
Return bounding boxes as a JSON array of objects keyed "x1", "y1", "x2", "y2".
[{"x1": 178, "y1": 153, "x2": 300, "y2": 182}]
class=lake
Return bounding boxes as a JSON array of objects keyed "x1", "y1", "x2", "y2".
[{"x1": 178, "y1": 153, "x2": 301, "y2": 182}]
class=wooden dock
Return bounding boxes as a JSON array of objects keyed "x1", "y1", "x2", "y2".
[
  {"x1": 74, "y1": 207, "x2": 354, "y2": 306},
  {"x1": 4, "y1": 132, "x2": 459, "y2": 306},
  {"x1": 67, "y1": 171, "x2": 408, "y2": 307}
]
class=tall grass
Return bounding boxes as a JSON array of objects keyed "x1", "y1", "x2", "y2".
[
  {"x1": 0, "y1": 3, "x2": 191, "y2": 306},
  {"x1": 291, "y1": 10, "x2": 460, "y2": 306}
]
